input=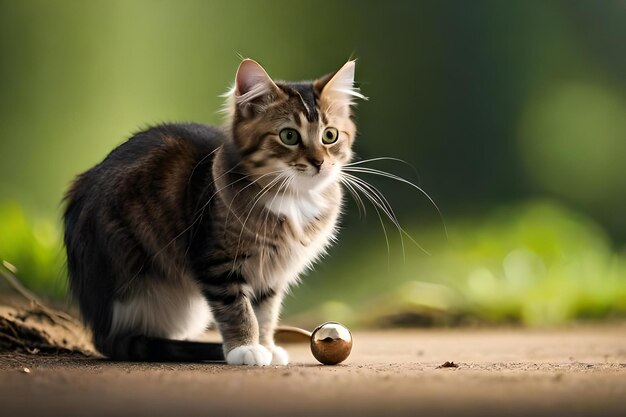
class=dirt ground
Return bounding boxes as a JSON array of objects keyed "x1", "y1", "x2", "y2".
[{"x1": 1, "y1": 324, "x2": 625, "y2": 417}]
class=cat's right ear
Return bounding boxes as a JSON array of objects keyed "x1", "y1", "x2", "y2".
[
  {"x1": 314, "y1": 60, "x2": 366, "y2": 117},
  {"x1": 233, "y1": 59, "x2": 282, "y2": 115}
]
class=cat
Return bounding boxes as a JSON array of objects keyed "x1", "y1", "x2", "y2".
[{"x1": 63, "y1": 59, "x2": 365, "y2": 365}]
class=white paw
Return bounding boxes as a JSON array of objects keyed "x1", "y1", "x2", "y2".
[
  {"x1": 270, "y1": 345, "x2": 289, "y2": 366},
  {"x1": 226, "y1": 345, "x2": 272, "y2": 366}
]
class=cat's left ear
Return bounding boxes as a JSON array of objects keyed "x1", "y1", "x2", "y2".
[
  {"x1": 233, "y1": 59, "x2": 282, "y2": 113},
  {"x1": 314, "y1": 60, "x2": 366, "y2": 115}
]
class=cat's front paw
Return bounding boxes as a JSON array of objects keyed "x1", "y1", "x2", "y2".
[
  {"x1": 226, "y1": 345, "x2": 272, "y2": 366},
  {"x1": 269, "y1": 345, "x2": 289, "y2": 365}
]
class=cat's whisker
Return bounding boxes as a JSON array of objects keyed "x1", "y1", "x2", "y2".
[
  {"x1": 267, "y1": 173, "x2": 295, "y2": 262},
  {"x1": 342, "y1": 173, "x2": 407, "y2": 260},
  {"x1": 341, "y1": 172, "x2": 431, "y2": 257},
  {"x1": 345, "y1": 156, "x2": 414, "y2": 168},
  {"x1": 235, "y1": 171, "x2": 286, "y2": 231},
  {"x1": 231, "y1": 173, "x2": 288, "y2": 272},
  {"x1": 241, "y1": 172, "x2": 290, "y2": 267},
  {"x1": 187, "y1": 146, "x2": 223, "y2": 185},
  {"x1": 269, "y1": 173, "x2": 296, "y2": 239},
  {"x1": 339, "y1": 177, "x2": 367, "y2": 219},
  {"x1": 340, "y1": 175, "x2": 391, "y2": 262},
  {"x1": 150, "y1": 167, "x2": 254, "y2": 262},
  {"x1": 279, "y1": 174, "x2": 296, "y2": 219},
  {"x1": 342, "y1": 166, "x2": 448, "y2": 239},
  {"x1": 130, "y1": 163, "x2": 253, "y2": 287},
  {"x1": 191, "y1": 171, "x2": 251, "y2": 238},
  {"x1": 191, "y1": 159, "x2": 247, "y2": 220},
  {"x1": 257, "y1": 173, "x2": 292, "y2": 247},
  {"x1": 223, "y1": 169, "x2": 286, "y2": 226},
  {"x1": 183, "y1": 167, "x2": 255, "y2": 255},
  {"x1": 259, "y1": 173, "x2": 296, "y2": 265},
  {"x1": 236, "y1": 174, "x2": 284, "y2": 234},
  {"x1": 344, "y1": 172, "x2": 430, "y2": 256},
  {"x1": 151, "y1": 169, "x2": 281, "y2": 286}
]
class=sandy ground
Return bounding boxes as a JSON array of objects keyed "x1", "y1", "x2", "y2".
[{"x1": 1, "y1": 324, "x2": 625, "y2": 417}]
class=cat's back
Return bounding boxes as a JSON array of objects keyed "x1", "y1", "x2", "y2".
[
  {"x1": 66, "y1": 122, "x2": 225, "y2": 202},
  {"x1": 64, "y1": 122, "x2": 228, "y2": 268},
  {"x1": 83, "y1": 122, "x2": 224, "y2": 180}
]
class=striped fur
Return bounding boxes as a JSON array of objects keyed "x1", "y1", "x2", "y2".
[{"x1": 63, "y1": 59, "x2": 364, "y2": 365}]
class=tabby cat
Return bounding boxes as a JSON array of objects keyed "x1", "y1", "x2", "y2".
[{"x1": 63, "y1": 59, "x2": 365, "y2": 365}]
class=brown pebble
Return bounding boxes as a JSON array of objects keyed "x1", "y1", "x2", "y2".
[{"x1": 437, "y1": 361, "x2": 459, "y2": 369}]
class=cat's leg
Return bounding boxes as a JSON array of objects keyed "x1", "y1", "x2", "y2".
[
  {"x1": 203, "y1": 281, "x2": 272, "y2": 366},
  {"x1": 253, "y1": 288, "x2": 289, "y2": 365}
]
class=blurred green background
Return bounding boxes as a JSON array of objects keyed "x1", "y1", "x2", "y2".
[{"x1": 1, "y1": 0, "x2": 625, "y2": 327}]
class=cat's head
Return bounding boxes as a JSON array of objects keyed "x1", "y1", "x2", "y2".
[{"x1": 225, "y1": 59, "x2": 365, "y2": 192}]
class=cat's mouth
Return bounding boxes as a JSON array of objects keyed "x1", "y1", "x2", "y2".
[
  {"x1": 293, "y1": 164, "x2": 317, "y2": 174},
  {"x1": 295, "y1": 167, "x2": 325, "y2": 177},
  {"x1": 291, "y1": 162, "x2": 338, "y2": 178},
  {"x1": 287, "y1": 166, "x2": 339, "y2": 193},
  {"x1": 292, "y1": 166, "x2": 322, "y2": 177}
]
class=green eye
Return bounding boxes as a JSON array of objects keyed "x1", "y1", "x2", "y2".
[
  {"x1": 322, "y1": 127, "x2": 339, "y2": 144},
  {"x1": 279, "y1": 128, "x2": 301, "y2": 145}
]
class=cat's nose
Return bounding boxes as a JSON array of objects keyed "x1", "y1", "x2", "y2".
[{"x1": 307, "y1": 157, "x2": 324, "y2": 171}]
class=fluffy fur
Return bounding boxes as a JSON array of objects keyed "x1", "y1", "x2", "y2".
[{"x1": 63, "y1": 59, "x2": 364, "y2": 365}]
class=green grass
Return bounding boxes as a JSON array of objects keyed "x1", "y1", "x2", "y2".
[
  {"x1": 0, "y1": 202, "x2": 66, "y2": 298},
  {"x1": 284, "y1": 201, "x2": 626, "y2": 328}
]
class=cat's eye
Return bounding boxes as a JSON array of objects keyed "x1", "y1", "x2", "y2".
[
  {"x1": 279, "y1": 128, "x2": 301, "y2": 145},
  {"x1": 322, "y1": 127, "x2": 339, "y2": 144}
]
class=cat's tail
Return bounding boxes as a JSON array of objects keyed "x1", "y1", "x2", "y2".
[{"x1": 97, "y1": 335, "x2": 225, "y2": 362}]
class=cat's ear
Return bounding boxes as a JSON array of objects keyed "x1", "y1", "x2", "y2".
[
  {"x1": 234, "y1": 59, "x2": 282, "y2": 110},
  {"x1": 314, "y1": 60, "x2": 366, "y2": 115}
]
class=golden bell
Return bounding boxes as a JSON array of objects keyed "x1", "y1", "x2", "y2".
[{"x1": 310, "y1": 321, "x2": 352, "y2": 365}]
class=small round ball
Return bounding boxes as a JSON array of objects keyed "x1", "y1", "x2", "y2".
[{"x1": 310, "y1": 322, "x2": 353, "y2": 365}]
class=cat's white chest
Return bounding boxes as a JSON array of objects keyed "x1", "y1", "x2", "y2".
[
  {"x1": 264, "y1": 190, "x2": 324, "y2": 234},
  {"x1": 243, "y1": 190, "x2": 338, "y2": 291}
]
